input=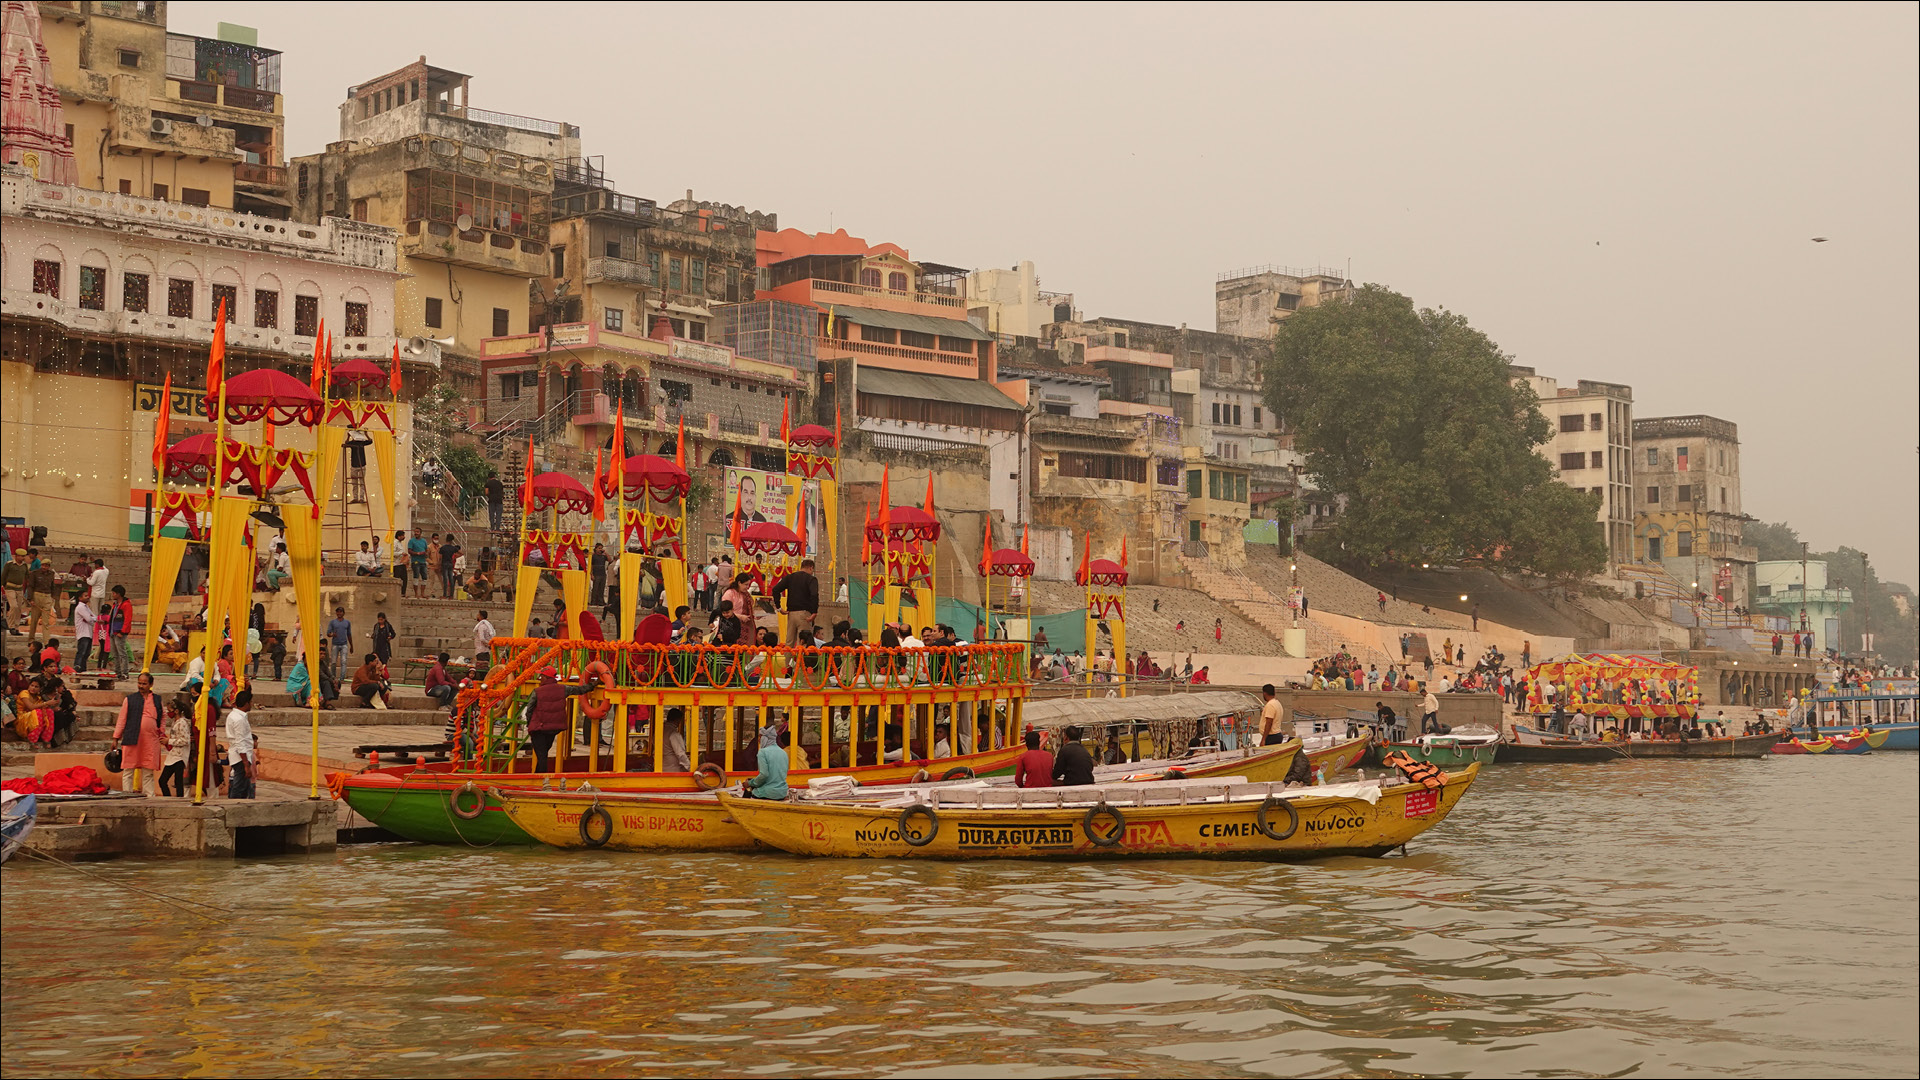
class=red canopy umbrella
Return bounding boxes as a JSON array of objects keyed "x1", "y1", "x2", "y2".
[
  {"x1": 220, "y1": 368, "x2": 323, "y2": 426},
  {"x1": 738, "y1": 520, "x2": 804, "y2": 558},
  {"x1": 528, "y1": 471, "x2": 594, "y2": 515},
  {"x1": 616, "y1": 454, "x2": 691, "y2": 503},
  {"x1": 1080, "y1": 558, "x2": 1128, "y2": 587},
  {"x1": 327, "y1": 357, "x2": 389, "y2": 388},
  {"x1": 787, "y1": 423, "x2": 837, "y2": 448},
  {"x1": 986, "y1": 548, "x2": 1036, "y2": 578},
  {"x1": 866, "y1": 505, "x2": 940, "y2": 544},
  {"x1": 162, "y1": 433, "x2": 217, "y2": 482}
]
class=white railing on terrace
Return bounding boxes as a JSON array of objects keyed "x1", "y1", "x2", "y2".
[
  {"x1": 433, "y1": 100, "x2": 576, "y2": 138},
  {"x1": 822, "y1": 337, "x2": 976, "y2": 370},
  {"x1": 809, "y1": 278, "x2": 967, "y2": 309}
]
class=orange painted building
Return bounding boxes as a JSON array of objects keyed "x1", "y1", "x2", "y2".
[{"x1": 756, "y1": 228, "x2": 996, "y2": 384}]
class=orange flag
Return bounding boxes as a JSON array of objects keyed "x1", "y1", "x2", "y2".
[
  {"x1": 1020, "y1": 523, "x2": 1030, "y2": 557},
  {"x1": 978, "y1": 522, "x2": 991, "y2": 576},
  {"x1": 878, "y1": 467, "x2": 891, "y2": 522},
  {"x1": 521, "y1": 436, "x2": 536, "y2": 513},
  {"x1": 308, "y1": 330, "x2": 326, "y2": 393},
  {"x1": 923, "y1": 473, "x2": 935, "y2": 515},
  {"x1": 781, "y1": 398, "x2": 790, "y2": 444},
  {"x1": 151, "y1": 373, "x2": 172, "y2": 474},
  {"x1": 674, "y1": 416, "x2": 685, "y2": 470},
  {"x1": 1075, "y1": 532, "x2": 1092, "y2": 584},
  {"x1": 203, "y1": 299, "x2": 227, "y2": 416},
  {"x1": 613, "y1": 398, "x2": 626, "y2": 468},
  {"x1": 389, "y1": 341, "x2": 403, "y2": 398}
]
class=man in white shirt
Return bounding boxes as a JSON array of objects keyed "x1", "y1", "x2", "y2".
[
  {"x1": 264, "y1": 544, "x2": 292, "y2": 590},
  {"x1": 662, "y1": 710, "x2": 690, "y2": 772},
  {"x1": 473, "y1": 611, "x2": 496, "y2": 664},
  {"x1": 834, "y1": 577, "x2": 849, "y2": 605},
  {"x1": 354, "y1": 541, "x2": 379, "y2": 576},
  {"x1": 1422, "y1": 688, "x2": 1442, "y2": 734},
  {"x1": 225, "y1": 688, "x2": 257, "y2": 799},
  {"x1": 1438, "y1": 675, "x2": 1452, "y2": 694},
  {"x1": 87, "y1": 559, "x2": 110, "y2": 605}
]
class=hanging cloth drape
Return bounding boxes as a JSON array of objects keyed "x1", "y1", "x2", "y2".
[
  {"x1": 618, "y1": 552, "x2": 643, "y2": 641},
  {"x1": 282, "y1": 509, "x2": 326, "y2": 795},
  {"x1": 370, "y1": 429, "x2": 397, "y2": 567},
  {"x1": 659, "y1": 558, "x2": 688, "y2": 617},
  {"x1": 311, "y1": 426, "x2": 348, "y2": 527},
  {"x1": 140, "y1": 536, "x2": 188, "y2": 673},
  {"x1": 511, "y1": 563, "x2": 542, "y2": 638},
  {"x1": 561, "y1": 569, "x2": 588, "y2": 639},
  {"x1": 819, "y1": 477, "x2": 838, "y2": 572}
]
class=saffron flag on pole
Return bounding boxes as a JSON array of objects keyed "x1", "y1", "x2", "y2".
[
  {"x1": 389, "y1": 341, "x2": 403, "y2": 397},
  {"x1": 151, "y1": 373, "x2": 172, "y2": 473},
  {"x1": 203, "y1": 298, "x2": 227, "y2": 417},
  {"x1": 521, "y1": 436, "x2": 536, "y2": 513},
  {"x1": 591, "y1": 449, "x2": 606, "y2": 521}
]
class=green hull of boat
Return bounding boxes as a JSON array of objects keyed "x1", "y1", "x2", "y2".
[{"x1": 1375, "y1": 741, "x2": 1500, "y2": 768}]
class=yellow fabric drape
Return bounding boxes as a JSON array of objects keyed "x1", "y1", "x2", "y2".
[
  {"x1": 312, "y1": 426, "x2": 348, "y2": 530},
  {"x1": 370, "y1": 429, "x2": 397, "y2": 570},
  {"x1": 618, "y1": 552, "x2": 642, "y2": 640},
  {"x1": 659, "y1": 557, "x2": 688, "y2": 615},
  {"x1": 282, "y1": 509, "x2": 325, "y2": 796},
  {"x1": 867, "y1": 579, "x2": 886, "y2": 638},
  {"x1": 1111, "y1": 619, "x2": 1127, "y2": 698},
  {"x1": 912, "y1": 586, "x2": 936, "y2": 635},
  {"x1": 228, "y1": 521, "x2": 255, "y2": 679},
  {"x1": 819, "y1": 477, "x2": 838, "y2": 573},
  {"x1": 195, "y1": 496, "x2": 251, "y2": 801},
  {"x1": 511, "y1": 563, "x2": 541, "y2": 638},
  {"x1": 140, "y1": 535, "x2": 188, "y2": 673},
  {"x1": 561, "y1": 569, "x2": 587, "y2": 639}
]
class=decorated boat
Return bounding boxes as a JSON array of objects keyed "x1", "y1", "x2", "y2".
[
  {"x1": 1, "y1": 791, "x2": 35, "y2": 863},
  {"x1": 334, "y1": 637, "x2": 1034, "y2": 844},
  {"x1": 714, "y1": 764, "x2": 1480, "y2": 861},
  {"x1": 1374, "y1": 726, "x2": 1500, "y2": 768},
  {"x1": 501, "y1": 789, "x2": 753, "y2": 852},
  {"x1": 1825, "y1": 734, "x2": 1871, "y2": 755},
  {"x1": 1524, "y1": 652, "x2": 1700, "y2": 736}
]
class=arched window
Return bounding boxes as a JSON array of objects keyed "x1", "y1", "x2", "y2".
[
  {"x1": 859, "y1": 268, "x2": 881, "y2": 289},
  {"x1": 887, "y1": 271, "x2": 908, "y2": 294},
  {"x1": 708, "y1": 447, "x2": 735, "y2": 468}
]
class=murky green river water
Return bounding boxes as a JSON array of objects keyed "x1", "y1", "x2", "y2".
[{"x1": 3, "y1": 757, "x2": 1915, "y2": 1078}]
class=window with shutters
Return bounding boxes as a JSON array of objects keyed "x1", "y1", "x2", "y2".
[
  {"x1": 167, "y1": 278, "x2": 194, "y2": 318},
  {"x1": 1647, "y1": 486, "x2": 1660, "y2": 505},
  {"x1": 1187, "y1": 469, "x2": 1202, "y2": 498},
  {"x1": 492, "y1": 308, "x2": 509, "y2": 337},
  {"x1": 1677, "y1": 485, "x2": 1692, "y2": 502},
  {"x1": 31, "y1": 259, "x2": 60, "y2": 297},
  {"x1": 1590, "y1": 450, "x2": 1603, "y2": 469},
  {"x1": 1560, "y1": 414, "x2": 1585, "y2": 432},
  {"x1": 1559, "y1": 452, "x2": 1586, "y2": 471},
  {"x1": 254, "y1": 289, "x2": 278, "y2": 328},
  {"x1": 860, "y1": 267, "x2": 881, "y2": 289},
  {"x1": 344, "y1": 301, "x2": 369, "y2": 336},
  {"x1": 123, "y1": 272, "x2": 150, "y2": 312},
  {"x1": 888, "y1": 271, "x2": 908, "y2": 293},
  {"x1": 78, "y1": 266, "x2": 106, "y2": 310},
  {"x1": 211, "y1": 283, "x2": 238, "y2": 323},
  {"x1": 423, "y1": 297, "x2": 442, "y2": 328},
  {"x1": 604, "y1": 308, "x2": 623, "y2": 331},
  {"x1": 294, "y1": 294, "x2": 319, "y2": 336}
]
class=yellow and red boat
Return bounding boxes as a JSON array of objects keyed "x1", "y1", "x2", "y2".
[
  {"x1": 501, "y1": 788, "x2": 754, "y2": 852},
  {"x1": 715, "y1": 764, "x2": 1481, "y2": 861},
  {"x1": 335, "y1": 636, "x2": 1032, "y2": 844}
]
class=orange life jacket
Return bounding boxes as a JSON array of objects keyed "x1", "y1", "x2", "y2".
[{"x1": 1381, "y1": 750, "x2": 1448, "y2": 789}]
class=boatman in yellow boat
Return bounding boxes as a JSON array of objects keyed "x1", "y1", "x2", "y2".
[
  {"x1": 1259, "y1": 684, "x2": 1286, "y2": 746},
  {"x1": 741, "y1": 726, "x2": 790, "y2": 800}
]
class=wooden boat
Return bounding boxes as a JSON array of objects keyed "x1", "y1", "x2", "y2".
[
  {"x1": 336, "y1": 636, "x2": 1033, "y2": 845},
  {"x1": 500, "y1": 789, "x2": 754, "y2": 852},
  {"x1": 1498, "y1": 737, "x2": 1625, "y2": 763},
  {"x1": 1769, "y1": 738, "x2": 1832, "y2": 755},
  {"x1": 1618, "y1": 730, "x2": 1784, "y2": 758},
  {"x1": 0, "y1": 792, "x2": 35, "y2": 863},
  {"x1": 1826, "y1": 735, "x2": 1871, "y2": 755},
  {"x1": 714, "y1": 765, "x2": 1482, "y2": 861},
  {"x1": 1375, "y1": 727, "x2": 1499, "y2": 768},
  {"x1": 1104, "y1": 740, "x2": 1301, "y2": 784}
]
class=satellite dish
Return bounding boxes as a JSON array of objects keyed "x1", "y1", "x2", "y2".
[
  {"x1": 455, "y1": 213, "x2": 474, "y2": 232},
  {"x1": 195, "y1": 114, "x2": 215, "y2": 127}
]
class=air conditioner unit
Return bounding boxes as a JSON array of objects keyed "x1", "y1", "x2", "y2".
[{"x1": 149, "y1": 117, "x2": 174, "y2": 136}]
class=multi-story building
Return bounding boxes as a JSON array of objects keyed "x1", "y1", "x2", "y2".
[
  {"x1": 1511, "y1": 367, "x2": 1634, "y2": 564},
  {"x1": 1214, "y1": 264, "x2": 1353, "y2": 339},
  {"x1": 966, "y1": 260, "x2": 1074, "y2": 340},
  {"x1": 755, "y1": 228, "x2": 1019, "y2": 510},
  {"x1": 1633, "y1": 415, "x2": 1756, "y2": 607},
  {"x1": 290, "y1": 58, "x2": 581, "y2": 394},
  {"x1": 1, "y1": 167, "x2": 402, "y2": 544},
  {"x1": 1753, "y1": 560, "x2": 1852, "y2": 654},
  {"x1": 16, "y1": 1, "x2": 291, "y2": 216}
]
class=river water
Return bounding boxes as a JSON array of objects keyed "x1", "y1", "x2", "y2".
[{"x1": 4, "y1": 757, "x2": 1916, "y2": 1078}]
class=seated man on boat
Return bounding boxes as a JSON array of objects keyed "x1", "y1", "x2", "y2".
[
  {"x1": 1053, "y1": 725, "x2": 1096, "y2": 786},
  {"x1": 740, "y1": 727, "x2": 790, "y2": 800},
  {"x1": 662, "y1": 709, "x2": 690, "y2": 772},
  {"x1": 1014, "y1": 729, "x2": 1053, "y2": 789}
]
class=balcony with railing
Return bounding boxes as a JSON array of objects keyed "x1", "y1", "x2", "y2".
[
  {"x1": 584, "y1": 256, "x2": 654, "y2": 286},
  {"x1": 817, "y1": 336, "x2": 978, "y2": 376},
  {"x1": 431, "y1": 99, "x2": 579, "y2": 138},
  {"x1": 166, "y1": 79, "x2": 282, "y2": 115},
  {"x1": 1709, "y1": 541, "x2": 1759, "y2": 563},
  {"x1": 1030, "y1": 412, "x2": 1136, "y2": 441},
  {"x1": 234, "y1": 162, "x2": 286, "y2": 187}
]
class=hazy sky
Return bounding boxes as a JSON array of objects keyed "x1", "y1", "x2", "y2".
[{"x1": 174, "y1": 2, "x2": 1920, "y2": 584}]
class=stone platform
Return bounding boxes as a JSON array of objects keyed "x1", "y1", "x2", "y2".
[{"x1": 23, "y1": 792, "x2": 338, "y2": 859}]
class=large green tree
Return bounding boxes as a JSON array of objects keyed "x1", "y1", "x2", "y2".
[{"x1": 1263, "y1": 285, "x2": 1607, "y2": 582}]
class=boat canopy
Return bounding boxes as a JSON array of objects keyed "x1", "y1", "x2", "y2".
[{"x1": 1020, "y1": 690, "x2": 1260, "y2": 731}]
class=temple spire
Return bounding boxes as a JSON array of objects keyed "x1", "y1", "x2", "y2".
[{"x1": 0, "y1": 0, "x2": 78, "y2": 184}]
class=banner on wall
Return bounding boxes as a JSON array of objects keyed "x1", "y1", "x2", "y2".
[{"x1": 721, "y1": 467, "x2": 824, "y2": 555}]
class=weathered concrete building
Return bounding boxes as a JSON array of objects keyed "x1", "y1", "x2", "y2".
[
  {"x1": 1633, "y1": 414, "x2": 1755, "y2": 607},
  {"x1": 22, "y1": 1, "x2": 292, "y2": 216},
  {"x1": 1214, "y1": 264, "x2": 1352, "y2": 339},
  {"x1": 966, "y1": 259, "x2": 1075, "y2": 340},
  {"x1": 1511, "y1": 366, "x2": 1634, "y2": 565},
  {"x1": 1753, "y1": 560, "x2": 1851, "y2": 654},
  {"x1": 1, "y1": 168, "x2": 403, "y2": 545},
  {"x1": 290, "y1": 58, "x2": 581, "y2": 394}
]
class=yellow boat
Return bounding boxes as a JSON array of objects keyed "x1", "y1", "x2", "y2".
[
  {"x1": 716, "y1": 764, "x2": 1480, "y2": 861},
  {"x1": 1106, "y1": 739, "x2": 1300, "y2": 783},
  {"x1": 499, "y1": 788, "x2": 753, "y2": 852}
]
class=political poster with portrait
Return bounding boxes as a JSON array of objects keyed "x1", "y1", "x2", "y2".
[{"x1": 722, "y1": 467, "x2": 825, "y2": 556}]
